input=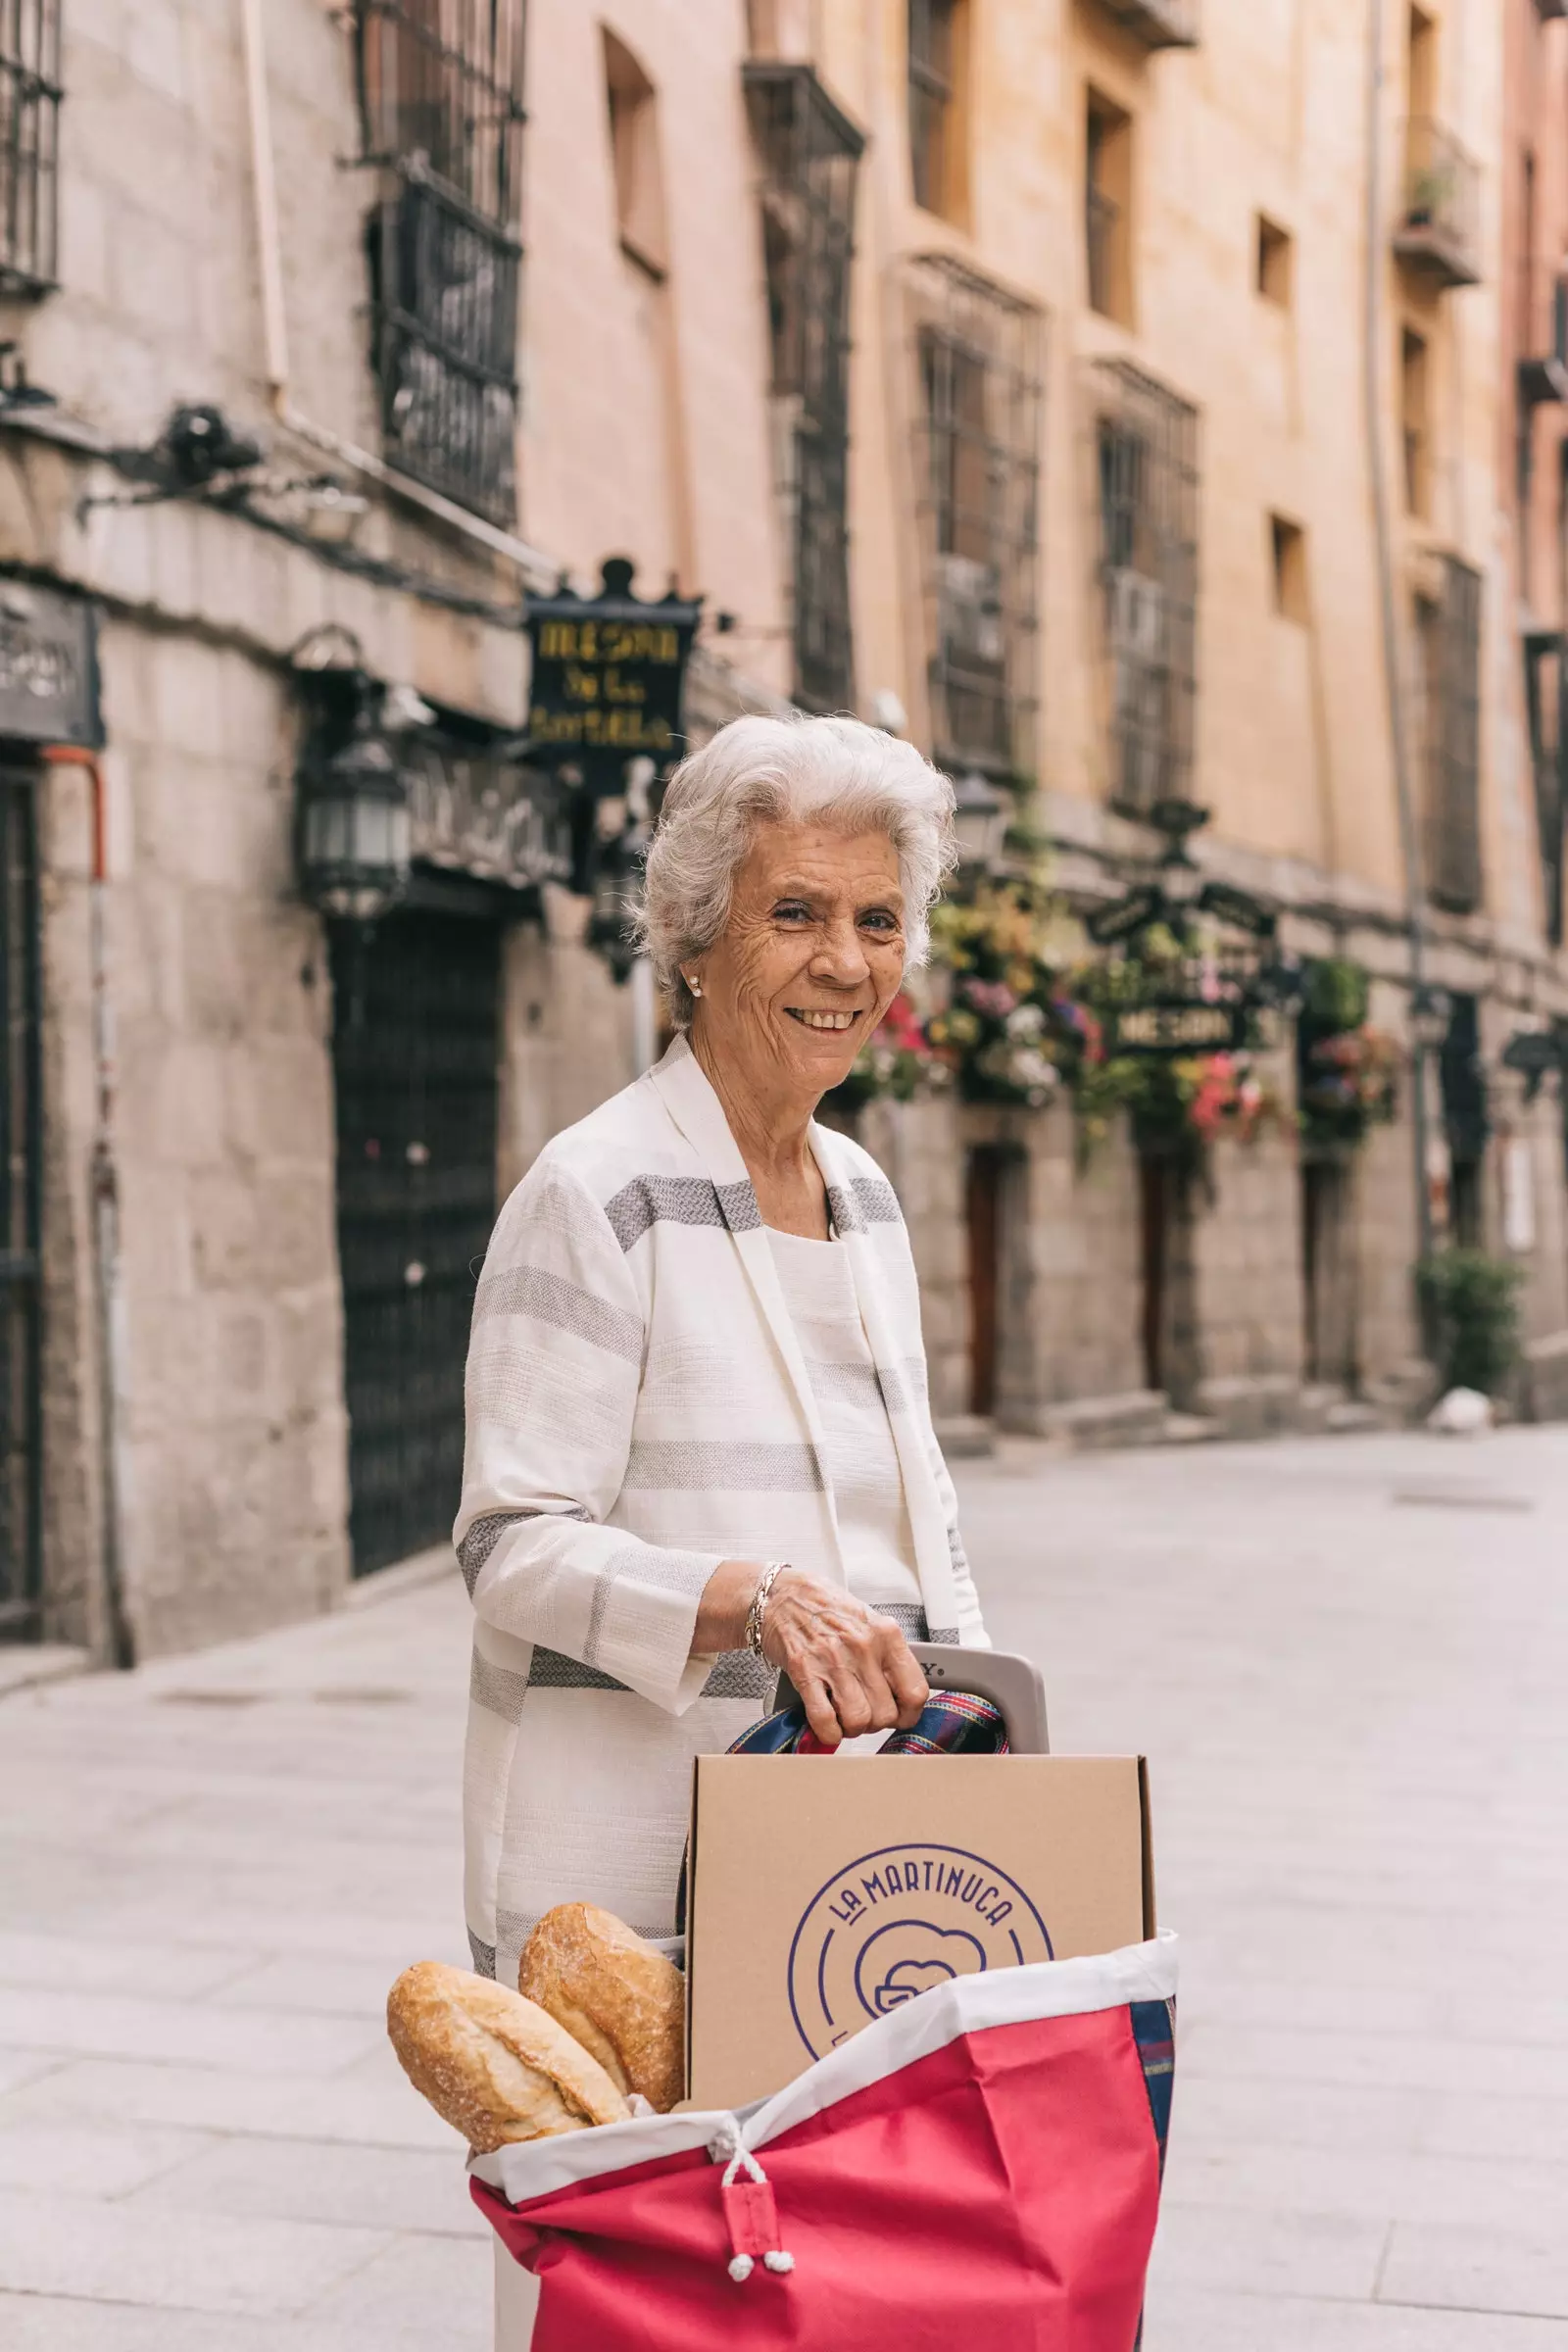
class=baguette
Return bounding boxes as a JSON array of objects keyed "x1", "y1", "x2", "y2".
[
  {"x1": 387, "y1": 1961, "x2": 630, "y2": 2152},
  {"x1": 520, "y1": 1904, "x2": 685, "y2": 2115}
]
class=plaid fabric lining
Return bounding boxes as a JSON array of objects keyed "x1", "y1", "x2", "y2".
[
  {"x1": 1130, "y1": 1994, "x2": 1176, "y2": 2173},
  {"x1": 1129, "y1": 1992, "x2": 1176, "y2": 2352},
  {"x1": 724, "y1": 1687, "x2": 1009, "y2": 1759}
]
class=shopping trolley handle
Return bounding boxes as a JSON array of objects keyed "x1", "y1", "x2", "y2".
[{"x1": 771, "y1": 1643, "x2": 1050, "y2": 1756}]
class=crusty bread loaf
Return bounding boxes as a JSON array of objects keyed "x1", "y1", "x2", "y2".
[
  {"x1": 387, "y1": 1961, "x2": 630, "y2": 2152},
  {"x1": 519, "y1": 1904, "x2": 685, "y2": 2115}
]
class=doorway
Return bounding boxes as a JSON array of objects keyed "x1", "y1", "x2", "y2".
[
  {"x1": 1138, "y1": 1152, "x2": 1199, "y2": 1404},
  {"x1": 330, "y1": 906, "x2": 503, "y2": 1575},
  {"x1": 965, "y1": 1143, "x2": 1022, "y2": 1418},
  {"x1": 0, "y1": 762, "x2": 41, "y2": 1637},
  {"x1": 1301, "y1": 1157, "x2": 1355, "y2": 1387}
]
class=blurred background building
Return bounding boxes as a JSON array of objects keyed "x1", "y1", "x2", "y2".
[{"x1": 2, "y1": 0, "x2": 1567, "y2": 1663}]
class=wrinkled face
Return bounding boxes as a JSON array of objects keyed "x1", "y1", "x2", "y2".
[{"x1": 689, "y1": 822, "x2": 906, "y2": 1102}]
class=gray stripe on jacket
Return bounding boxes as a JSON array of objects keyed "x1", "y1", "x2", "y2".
[
  {"x1": 473, "y1": 1263, "x2": 642, "y2": 1362},
  {"x1": 603, "y1": 1174, "x2": 762, "y2": 1252},
  {"x1": 623, "y1": 1440, "x2": 825, "y2": 1492}
]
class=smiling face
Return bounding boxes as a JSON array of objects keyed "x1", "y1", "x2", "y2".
[{"x1": 686, "y1": 821, "x2": 907, "y2": 1116}]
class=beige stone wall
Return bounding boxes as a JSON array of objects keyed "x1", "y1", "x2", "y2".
[{"x1": 90, "y1": 624, "x2": 350, "y2": 1654}]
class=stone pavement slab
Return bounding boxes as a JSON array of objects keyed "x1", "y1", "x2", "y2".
[{"x1": 0, "y1": 1422, "x2": 1564, "y2": 2346}]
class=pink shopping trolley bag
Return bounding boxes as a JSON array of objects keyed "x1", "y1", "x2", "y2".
[{"x1": 470, "y1": 1934, "x2": 1177, "y2": 2352}]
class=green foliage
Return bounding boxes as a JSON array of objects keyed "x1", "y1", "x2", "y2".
[
  {"x1": 1302, "y1": 956, "x2": 1371, "y2": 1034},
  {"x1": 1415, "y1": 1250, "x2": 1524, "y2": 1397}
]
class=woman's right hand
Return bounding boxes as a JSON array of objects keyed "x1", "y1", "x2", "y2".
[{"x1": 760, "y1": 1570, "x2": 929, "y2": 1747}]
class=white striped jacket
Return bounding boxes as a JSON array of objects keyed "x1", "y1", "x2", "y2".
[{"x1": 456, "y1": 1035, "x2": 987, "y2": 1986}]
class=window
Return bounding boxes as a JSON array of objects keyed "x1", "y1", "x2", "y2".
[
  {"x1": 908, "y1": 0, "x2": 966, "y2": 220},
  {"x1": 605, "y1": 29, "x2": 665, "y2": 276},
  {"x1": 745, "y1": 63, "x2": 864, "y2": 712},
  {"x1": 1401, "y1": 326, "x2": 1430, "y2": 516},
  {"x1": 1418, "y1": 555, "x2": 1483, "y2": 911},
  {"x1": 1269, "y1": 515, "x2": 1308, "y2": 622},
  {"x1": 904, "y1": 254, "x2": 1043, "y2": 777},
  {"x1": 1086, "y1": 92, "x2": 1133, "y2": 325},
  {"x1": 1524, "y1": 628, "x2": 1565, "y2": 945},
  {"x1": 0, "y1": 0, "x2": 61, "y2": 294},
  {"x1": 1093, "y1": 360, "x2": 1200, "y2": 815},
  {"x1": 1256, "y1": 215, "x2": 1292, "y2": 307},
  {"x1": 355, "y1": 2, "x2": 525, "y2": 526}
]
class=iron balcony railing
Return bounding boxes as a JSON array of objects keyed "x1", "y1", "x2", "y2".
[
  {"x1": 1089, "y1": 0, "x2": 1199, "y2": 51},
  {"x1": 1421, "y1": 555, "x2": 1484, "y2": 914},
  {"x1": 370, "y1": 165, "x2": 521, "y2": 529},
  {"x1": 1517, "y1": 264, "x2": 1568, "y2": 407},
  {"x1": 354, "y1": 0, "x2": 525, "y2": 227},
  {"x1": 0, "y1": 0, "x2": 61, "y2": 296},
  {"x1": 745, "y1": 61, "x2": 864, "y2": 715},
  {"x1": 354, "y1": 2, "x2": 525, "y2": 525},
  {"x1": 1393, "y1": 119, "x2": 1482, "y2": 292},
  {"x1": 904, "y1": 253, "x2": 1044, "y2": 783},
  {"x1": 1093, "y1": 361, "x2": 1200, "y2": 820}
]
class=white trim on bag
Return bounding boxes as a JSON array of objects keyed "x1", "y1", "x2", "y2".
[{"x1": 469, "y1": 1934, "x2": 1177, "y2": 2209}]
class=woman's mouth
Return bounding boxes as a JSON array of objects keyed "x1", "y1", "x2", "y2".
[{"x1": 785, "y1": 1008, "x2": 862, "y2": 1033}]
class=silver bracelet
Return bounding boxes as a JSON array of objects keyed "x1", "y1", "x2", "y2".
[{"x1": 745, "y1": 1561, "x2": 789, "y2": 1659}]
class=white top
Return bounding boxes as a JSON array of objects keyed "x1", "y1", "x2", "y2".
[
  {"x1": 456, "y1": 1037, "x2": 986, "y2": 1988},
  {"x1": 765, "y1": 1227, "x2": 924, "y2": 1624}
]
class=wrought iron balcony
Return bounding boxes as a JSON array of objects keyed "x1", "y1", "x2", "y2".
[
  {"x1": 1089, "y1": 0, "x2": 1199, "y2": 50},
  {"x1": 1392, "y1": 120, "x2": 1482, "y2": 291},
  {"x1": 1518, "y1": 266, "x2": 1568, "y2": 406}
]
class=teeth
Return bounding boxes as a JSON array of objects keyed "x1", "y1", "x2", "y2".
[{"x1": 791, "y1": 1009, "x2": 858, "y2": 1031}]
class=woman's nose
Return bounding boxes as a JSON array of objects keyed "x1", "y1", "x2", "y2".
[{"x1": 811, "y1": 919, "x2": 871, "y2": 984}]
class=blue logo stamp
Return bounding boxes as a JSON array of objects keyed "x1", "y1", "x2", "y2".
[{"x1": 786, "y1": 1842, "x2": 1054, "y2": 2059}]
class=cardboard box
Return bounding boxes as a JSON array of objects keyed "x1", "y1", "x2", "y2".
[{"x1": 686, "y1": 1754, "x2": 1154, "y2": 2109}]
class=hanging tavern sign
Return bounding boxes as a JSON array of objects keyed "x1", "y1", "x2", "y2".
[
  {"x1": 1102, "y1": 998, "x2": 1252, "y2": 1055},
  {"x1": 524, "y1": 557, "x2": 703, "y2": 789}
]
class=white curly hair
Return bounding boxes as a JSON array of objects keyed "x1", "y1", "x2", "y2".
[{"x1": 637, "y1": 713, "x2": 957, "y2": 1030}]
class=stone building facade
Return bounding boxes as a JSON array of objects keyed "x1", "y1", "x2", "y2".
[
  {"x1": 0, "y1": 0, "x2": 792, "y2": 1658},
  {"x1": 808, "y1": 0, "x2": 1568, "y2": 1440},
  {"x1": 2, "y1": 0, "x2": 1566, "y2": 1664}
]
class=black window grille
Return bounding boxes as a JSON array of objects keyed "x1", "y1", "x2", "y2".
[
  {"x1": 907, "y1": 0, "x2": 956, "y2": 215},
  {"x1": 1419, "y1": 554, "x2": 1483, "y2": 912},
  {"x1": 0, "y1": 0, "x2": 61, "y2": 296},
  {"x1": 0, "y1": 765, "x2": 42, "y2": 1637},
  {"x1": 1524, "y1": 630, "x2": 1565, "y2": 947},
  {"x1": 904, "y1": 254, "x2": 1043, "y2": 780},
  {"x1": 745, "y1": 63, "x2": 864, "y2": 715},
  {"x1": 1092, "y1": 360, "x2": 1200, "y2": 816},
  {"x1": 354, "y1": 2, "x2": 526, "y2": 526}
]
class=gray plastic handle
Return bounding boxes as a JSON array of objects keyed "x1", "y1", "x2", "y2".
[{"x1": 771, "y1": 1642, "x2": 1050, "y2": 1756}]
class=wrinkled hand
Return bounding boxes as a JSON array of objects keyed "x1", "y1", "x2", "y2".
[{"x1": 761, "y1": 1571, "x2": 929, "y2": 1747}]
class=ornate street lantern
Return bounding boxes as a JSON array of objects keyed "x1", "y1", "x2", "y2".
[
  {"x1": 1410, "y1": 983, "x2": 1453, "y2": 1054},
  {"x1": 952, "y1": 769, "x2": 1010, "y2": 871},
  {"x1": 296, "y1": 672, "x2": 412, "y2": 924}
]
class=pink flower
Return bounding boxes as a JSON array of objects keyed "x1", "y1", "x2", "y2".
[{"x1": 962, "y1": 979, "x2": 1019, "y2": 1020}]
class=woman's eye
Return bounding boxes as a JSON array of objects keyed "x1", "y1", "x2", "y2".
[
  {"x1": 773, "y1": 901, "x2": 812, "y2": 923},
  {"x1": 859, "y1": 908, "x2": 900, "y2": 934}
]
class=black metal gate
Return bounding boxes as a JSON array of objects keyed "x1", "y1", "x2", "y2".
[
  {"x1": 330, "y1": 906, "x2": 502, "y2": 1576},
  {"x1": 1, "y1": 765, "x2": 42, "y2": 1636}
]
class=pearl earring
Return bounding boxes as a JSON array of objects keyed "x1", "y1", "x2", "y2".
[{"x1": 686, "y1": 973, "x2": 703, "y2": 998}]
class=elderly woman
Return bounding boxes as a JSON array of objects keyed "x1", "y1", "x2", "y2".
[{"x1": 455, "y1": 713, "x2": 988, "y2": 1998}]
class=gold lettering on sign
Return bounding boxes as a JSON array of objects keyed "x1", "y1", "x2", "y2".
[{"x1": 1116, "y1": 1004, "x2": 1235, "y2": 1051}]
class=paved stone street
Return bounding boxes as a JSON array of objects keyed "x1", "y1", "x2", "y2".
[{"x1": 1, "y1": 1424, "x2": 1566, "y2": 2348}]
